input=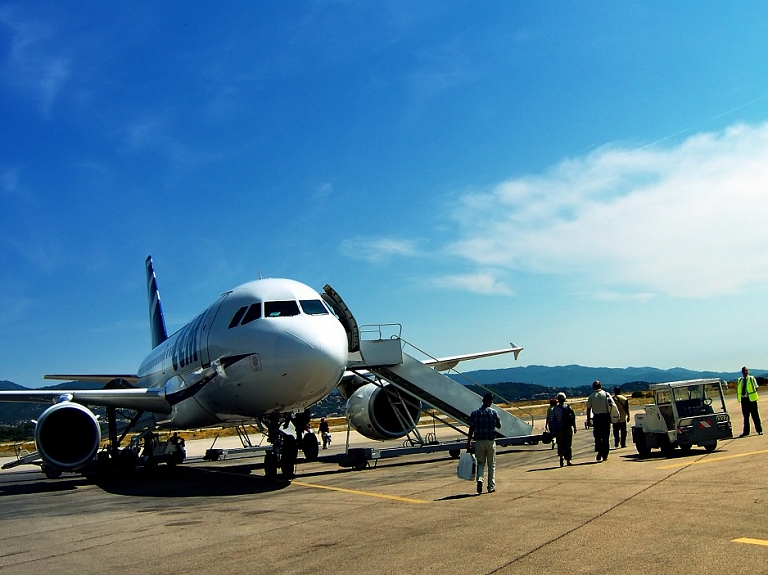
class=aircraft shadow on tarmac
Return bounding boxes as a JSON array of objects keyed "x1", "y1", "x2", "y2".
[
  {"x1": 0, "y1": 476, "x2": 87, "y2": 497},
  {"x1": 93, "y1": 464, "x2": 291, "y2": 498}
]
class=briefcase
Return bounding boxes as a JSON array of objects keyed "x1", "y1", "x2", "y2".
[{"x1": 457, "y1": 452, "x2": 476, "y2": 481}]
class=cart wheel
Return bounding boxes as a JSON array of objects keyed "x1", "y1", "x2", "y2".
[{"x1": 634, "y1": 430, "x2": 651, "y2": 458}]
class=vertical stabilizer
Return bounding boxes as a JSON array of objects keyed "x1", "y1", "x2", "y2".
[{"x1": 145, "y1": 256, "x2": 168, "y2": 349}]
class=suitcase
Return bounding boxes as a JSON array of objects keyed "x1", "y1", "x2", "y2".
[{"x1": 457, "y1": 452, "x2": 476, "y2": 480}]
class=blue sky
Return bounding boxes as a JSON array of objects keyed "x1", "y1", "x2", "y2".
[{"x1": 3, "y1": 2, "x2": 768, "y2": 388}]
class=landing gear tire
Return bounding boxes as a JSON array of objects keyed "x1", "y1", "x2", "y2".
[
  {"x1": 118, "y1": 448, "x2": 138, "y2": 475},
  {"x1": 301, "y1": 433, "x2": 319, "y2": 462},
  {"x1": 281, "y1": 436, "x2": 298, "y2": 479},
  {"x1": 264, "y1": 451, "x2": 278, "y2": 478}
]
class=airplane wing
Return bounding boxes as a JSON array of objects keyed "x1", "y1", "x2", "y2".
[
  {"x1": 423, "y1": 343, "x2": 523, "y2": 371},
  {"x1": 44, "y1": 374, "x2": 140, "y2": 384},
  {"x1": 1, "y1": 354, "x2": 252, "y2": 414},
  {"x1": 0, "y1": 388, "x2": 171, "y2": 412}
]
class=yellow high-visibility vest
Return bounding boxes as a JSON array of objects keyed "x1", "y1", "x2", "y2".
[{"x1": 738, "y1": 375, "x2": 759, "y2": 402}]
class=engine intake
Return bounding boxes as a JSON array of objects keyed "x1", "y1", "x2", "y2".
[
  {"x1": 35, "y1": 402, "x2": 101, "y2": 471},
  {"x1": 346, "y1": 382, "x2": 421, "y2": 440}
]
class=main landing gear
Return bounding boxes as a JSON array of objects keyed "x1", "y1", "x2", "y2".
[{"x1": 263, "y1": 410, "x2": 318, "y2": 479}]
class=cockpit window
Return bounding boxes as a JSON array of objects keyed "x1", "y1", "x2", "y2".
[
  {"x1": 241, "y1": 303, "x2": 262, "y2": 325},
  {"x1": 300, "y1": 299, "x2": 329, "y2": 315},
  {"x1": 228, "y1": 306, "x2": 248, "y2": 329},
  {"x1": 265, "y1": 300, "x2": 300, "y2": 317}
]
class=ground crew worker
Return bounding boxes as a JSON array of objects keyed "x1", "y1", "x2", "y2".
[{"x1": 737, "y1": 366, "x2": 762, "y2": 437}]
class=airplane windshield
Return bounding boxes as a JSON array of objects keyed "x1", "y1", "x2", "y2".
[
  {"x1": 241, "y1": 303, "x2": 262, "y2": 325},
  {"x1": 228, "y1": 306, "x2": 248, "y2": 329},
  {"x1": 300, "y1": 300, "x2": 329, "y2": 315},
  {"x1": 265, "y1": 301, "x2": 300, "y2": 317}
]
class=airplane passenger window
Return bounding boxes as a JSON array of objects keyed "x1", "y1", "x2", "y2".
[
  {"x1": 228, "y1": 306, "x2": 248, "y2": 329},
  {"x1": 265, "y1": 300, "x2": 300, "y2": 317},
  {"x1": 241, "y1": 303, "x2": 262, "y2": 325},
  {"x1": 300, "y1": 300, "x2": 329, "y2": 315}
]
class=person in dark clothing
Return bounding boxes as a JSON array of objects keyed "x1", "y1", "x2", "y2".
[
  {"x1": 319, "y1": 417, "x2": 331, "y2": 449},
  {"x1": 550, "y1": 392, "x2": 577, "y2": 466}
]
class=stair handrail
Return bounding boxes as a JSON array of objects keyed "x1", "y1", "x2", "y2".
[{"x1": 399, "y1": 338, "x2": 536, "y2": 429}]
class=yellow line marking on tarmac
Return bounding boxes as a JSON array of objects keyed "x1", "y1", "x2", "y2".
[
  {"x1": 733, "y1": 538, "x2": 768, "y2": 547},
  {"x1": 291, "y1": 481, "x2": 429, "y2": 504},
  {"x1": 657, "y1": 449, "x2": 768, "y2": 469}
]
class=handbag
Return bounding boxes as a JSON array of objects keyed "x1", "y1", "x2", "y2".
[
  {"x1": 541, "y1": 431, "x2": 552, "y2": 444},
  {"x1": 457, "y1": 451, "x2": 476, "y2": 480}
]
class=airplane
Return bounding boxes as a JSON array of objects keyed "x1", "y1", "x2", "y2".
[{"x1": 0, "y1": 257, "x2": 522, "y2": 479}]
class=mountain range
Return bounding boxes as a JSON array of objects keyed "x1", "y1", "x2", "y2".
[
  {"x1": 450, "y1": 365, "x2": 751, "y2": 388},
  {"x1": 0, "y1": 365, "x2": 755, "y2": 425}
]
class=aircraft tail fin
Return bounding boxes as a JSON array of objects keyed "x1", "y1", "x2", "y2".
[{"x1": 145, "y1": 256, "x2": 168, "y2": 349}]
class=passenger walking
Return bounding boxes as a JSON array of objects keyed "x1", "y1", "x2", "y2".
[
  {"x1": 551, "y1": 392, "x2": 577, "y2": 466},
  {"x1": 586, "y1": 380, "x2": 615, "y2": 462},
  {"x1": 545, "y1": 397, "x2": 557, "y2": 449},
  {"x1": 467, "y1": 392, "x2": 502, "y2": 494},
  {"x1": 737, "y1": 367, "x2": 762, "y2": 437},
  {"x1": 612, "y1": 387, "x2": 630, "y2": 448}
]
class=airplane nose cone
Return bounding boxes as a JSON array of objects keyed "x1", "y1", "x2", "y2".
[{"x1": 276, "y1": 318, "x2": 348, "y2": 401}]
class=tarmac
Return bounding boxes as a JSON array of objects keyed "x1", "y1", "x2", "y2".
[{"x1": 1, "y1": 394, "x2": 767, "y2": 575}]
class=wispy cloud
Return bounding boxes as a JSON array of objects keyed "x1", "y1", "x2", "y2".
[
  {"x1": 340, "y1": 237, "x2": 420, "y2": 263},
  {"x1": 429, "y1": 272, "x2": 513, "y2": 296},
  {"x1": 0, "y1": 7, "x2": 71, "y2": 116},
  {"x1": 0, "y1": 167, "x2": 33, "y2": 201},
  {"x1": 447, "y1": 122, "x2": 768, "y2": 299}
]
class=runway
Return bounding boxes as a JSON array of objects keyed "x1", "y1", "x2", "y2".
[{"x1": 1, "y1": 398, "x2": 767, "y2": 575}]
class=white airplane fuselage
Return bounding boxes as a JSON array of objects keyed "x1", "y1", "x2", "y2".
[{"x1": 136, "y1": 278, "x2": 349, "y2": 429}]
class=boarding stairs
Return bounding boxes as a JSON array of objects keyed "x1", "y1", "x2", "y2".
[{"x1": 348, "y1": 332, "x2": 533, "y2": 440}]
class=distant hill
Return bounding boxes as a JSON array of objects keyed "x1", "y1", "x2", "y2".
[
  {"x1": 0, "y1": 365, "x2": 757, "y2": 425},
  {"x1": 454, "y1": 365, "x2": 748, "y2": 388}
]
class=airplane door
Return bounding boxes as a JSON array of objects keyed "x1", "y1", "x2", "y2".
[{"x1": 199, "y1": 293, "x2": 229, "y2": 367}]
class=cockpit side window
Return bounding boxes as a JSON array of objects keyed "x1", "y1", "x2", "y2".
[
  {"x1": 265, "y1": 300, "x2": 300, "y2": 317},
  {"x1": 300, "y1": 299, "x2": 329, "y2": 315},
  {"x1": 241, "y1": 303, "x2": 262, "y2": 325},
  {"x1": 228, "y1": 306, "x2": 248, "y2": 329}
]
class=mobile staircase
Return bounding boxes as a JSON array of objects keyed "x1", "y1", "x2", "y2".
[{"x1": 342, "y1": 326, "x2": 537, "y2": 468}]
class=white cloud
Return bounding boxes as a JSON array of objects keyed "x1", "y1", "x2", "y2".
[
  {"x1": 448, "y1": 122, "x2": 768, "y2": 299},
  {"x1": 429, "y1": 272, "x2": 513, "y2": 296},
  {"x1": 340, "y1": 237, "x2": 420, "y2": 263},
  {"x1": 0, "y1": 7, "x2": 71, "y2": 115}
]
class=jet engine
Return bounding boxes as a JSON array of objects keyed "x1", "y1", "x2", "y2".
[
  {"x1": 35, "y1": 402, "x2": 101, "y2": 471},
  {"x1": 346, "y1": 382, "x2": 421, "y2": 441}
]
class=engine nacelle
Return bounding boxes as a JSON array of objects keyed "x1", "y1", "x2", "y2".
[
  {"x1": 346, "y1": 382, "x2": 421, "y2": 440},
  {"x1": 35, "y1": 402, "x2": 101, "y2": 471}
]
